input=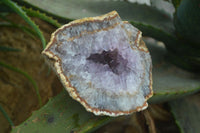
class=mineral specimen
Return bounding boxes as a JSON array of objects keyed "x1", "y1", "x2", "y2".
[{"x1": 42, "y1": 11, "x2": 153, "y2": 116}]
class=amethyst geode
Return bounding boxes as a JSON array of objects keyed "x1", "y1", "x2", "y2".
[{"x1": 42, "y1": 11, "x2": 153, "y2": 116}]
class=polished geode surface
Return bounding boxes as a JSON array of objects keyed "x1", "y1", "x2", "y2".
[{"x1": 42, "y1": 11, "x2": 152, "y2": 116}]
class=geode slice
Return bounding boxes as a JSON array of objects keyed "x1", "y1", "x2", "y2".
[{"x1": 42, "y1": 11, "x2": 153, "y2": 116}]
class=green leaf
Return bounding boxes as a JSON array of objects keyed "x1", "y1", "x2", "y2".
[
  {"x1": 146, "y1": 40, "x2": 200, "y2": 103},
  {"x1": 166, "y1": 52, "x2": 200, "y2": 73},
  {"x1": 0, "y1": 45, "x2": 21, "y2": 52},
  {"x1": 11, "y1": 90, "x2": 112, "y2": 133},
  {"x1": 130, "y1": 21, "x2": 177, "y2": 51},
  {"x1": 150, "y1": 0, "x2": 175, "y2": 17},
  {"x1": 170, "y1": 0, "x2": 200, "y2": 72},
  {"x1": 14, "y1": 0, "x2": 71, "y2": 24},
  {"x1": 22, "y1": 7, "x2": 61, "y2": 28},
  {"x1": 174, "y1": 0, "x2": 200, "y2": 45},
  {"x1": 23, "y1": 0, "x2": 175, "y2": 40},
  {"x1": 169, "y1": 93, "x2": 200, "y2": 133},
  {"x1": 0, "y1": 61, "x2": 42, "y2": 107},
  {"x1": 2, "y1": 0, "x2": 46, "y2": 49}
]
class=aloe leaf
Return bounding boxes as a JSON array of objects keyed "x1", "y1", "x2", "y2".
[
  {"x1": 130, "y1": 21, "x2": 177, "y2": 51},
  {"x1": 2, "y1": 0, "x2": 46, "y2": 49},
  {"x1": 23, "y1": 0, "x2": 175, "y2": 40},
  {"x1": 0, "y1": 61, "x2": 42, "y2": 107},
  {"x1": 169, "y1": 94, "x2": 200, "y2": 133},
  {"x1": 11, "y1": 90, "x2": 112, "y2": 133},
  {"x1": 170, "y1": 0, "x2": 200, "y2": 72},
  {"x1": 125, "y1": 0, "x2": 151, "y2": 5},
  {"x1": 150, "y1": 0, "x2": 175, "y2": 17},
  {"x1": 12, "y1": 0, "x2": 71, "y2": 24},
  {"x1": 0, "y1": 104, "x2": 14, "y2": 127},
  {"x1": 0, "y1": 45, "x2": 21, "y2": 52},
  {"x1": 174, "y1": 0, "x2": 200, "y2": 45},
  {"x1": 167, "y1": 52, "x2": 200, "y2": 73},
  {"x1": 146, "y1": 40, "x2": 200, "y2": 103},
  {"x1": 22, "y1": 7, "x2": 61, "y2": 28}
]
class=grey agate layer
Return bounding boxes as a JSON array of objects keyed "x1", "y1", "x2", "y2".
[{"x1": 47, "y1": 15, "x2": 152, "y2": 112}]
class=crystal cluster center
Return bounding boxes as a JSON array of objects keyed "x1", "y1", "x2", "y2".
[{"x1": 87, "y1": 49, "x2": 128, "y2": 75}]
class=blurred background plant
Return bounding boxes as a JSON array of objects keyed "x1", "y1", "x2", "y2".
[{"x1": 0, "y1": 0, "x2": 199, "y2": 133}]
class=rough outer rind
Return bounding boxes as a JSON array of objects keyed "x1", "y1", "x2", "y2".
[{"x1": 42, "y1": 11, "x2": 153, "y2": 116}]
